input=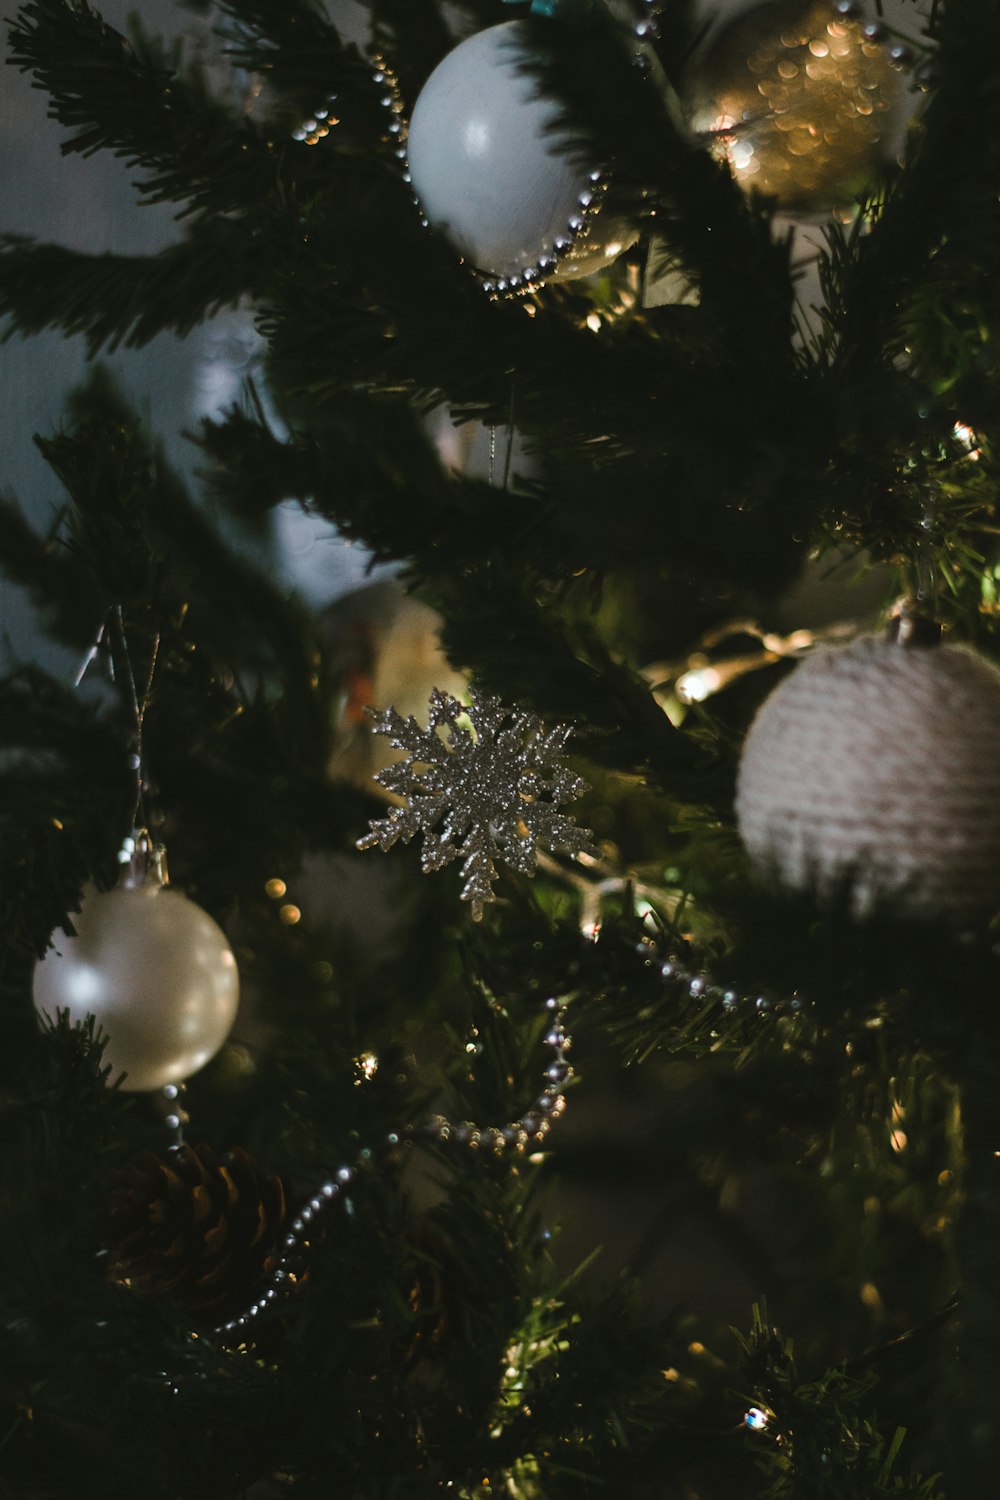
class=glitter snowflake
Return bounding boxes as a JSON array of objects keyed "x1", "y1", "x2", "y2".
[{"x1": 356, "y1": 688, "x2": 599, "y2": 919}]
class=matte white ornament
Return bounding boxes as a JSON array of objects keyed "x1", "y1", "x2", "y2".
[
  {"x1": 735, "y1": 634, "x2": 1000, "y2": 923},
  {"x1": 34, "y1": 834, "x2": 240, "y2": 1091},
  {"x1": 407, "y1": 21, "x2": 633, "y2": 282}
]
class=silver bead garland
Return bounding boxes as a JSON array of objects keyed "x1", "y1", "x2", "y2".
[
  {"x1": 218, "y1": 1160, "x2": 365, "y2": 1337},
  {"x1": 419, "y1": 992, "x2": 574, "y2": 1147},
  {"x1": 211, "y1": 908, "x2": 996, "y2": 1340},
  {"x1": 215, "y1": 989, "x2": 575, "y2": 1338},
  {"x1": 213, "y1": 929, "x2": 815, "y2": 1337},
  {"x1": 629, "y1": 936, "x2": 811, "y2": 1021},
  {"x1": 476, "y1": 171, "x2": 612, "y2": 302}
]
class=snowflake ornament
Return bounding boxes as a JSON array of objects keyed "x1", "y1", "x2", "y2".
[{"x1": 356, "y1": 688, "x2": 599, "y2": 919}]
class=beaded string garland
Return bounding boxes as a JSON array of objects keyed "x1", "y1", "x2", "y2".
[
  {"x1": 214, "y1": 987, "x2": 575, "y2": 1338},
  {"x1": 211, "y1": 917, "x2": 841, "y2": 1340},
  {"x1": 211, "y1": 892, "x2": 1000, "y2": 1340}
]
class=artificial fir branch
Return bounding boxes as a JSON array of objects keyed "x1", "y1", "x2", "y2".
[
  {"x1": 6, "y1": 0, "x2": 272, "y2": 216},
  {"x1": 737, "y1": 1303, "x2": 944, "y2": 1498},
  {"x1": 827, "y1": 0, "x2": 1000, "y2": 392},
  {"x1": 0, "y1": 224, "x2": 259, "y2": 351},
  {"x1": 210, "y1": 0, "x2": 401, "y2": 146}
]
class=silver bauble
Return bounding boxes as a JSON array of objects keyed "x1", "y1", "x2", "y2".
[{"x1": 34, "y1": 867, "x2": 240, "y2": 1092}]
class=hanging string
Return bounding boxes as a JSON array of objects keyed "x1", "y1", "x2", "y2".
[
  {"x1": 914, "y1": 493, "x2": 938, "y2": 615},
  {"x1": 74, "y1": 605, "x2": 161, "y2": 821},
  {"x1": 113, "y1": 605, "x2": 161, "y2": 833},
  {"x1": 501, "y1": 377, "x2": 516, "y2": 491},
  {"x1": 488, "y1": 379, "x2": 517, "y2": 490}
]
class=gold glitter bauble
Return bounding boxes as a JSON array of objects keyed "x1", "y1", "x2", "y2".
[{"x1": 690, "y1": 0, "x2": 904, "y2": 212}]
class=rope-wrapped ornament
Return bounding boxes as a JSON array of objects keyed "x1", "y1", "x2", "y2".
[{"x1": 735, "y1": 623, "x2": 1000, "y2": 923}]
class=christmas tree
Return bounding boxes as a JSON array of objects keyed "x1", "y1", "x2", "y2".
[{"x1": 1, "y1": 0, "x2": 996, "y2": 1495}]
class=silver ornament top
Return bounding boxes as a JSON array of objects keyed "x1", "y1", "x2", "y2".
[
  {"x1": 885, "y1": 605, "x2": 942, "y2": 649},
  {"x1": 117, "y1": 829, "x2": 169, "y2": 890}
]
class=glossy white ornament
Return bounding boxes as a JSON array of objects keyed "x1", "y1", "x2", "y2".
[
  {"x1": 34, "y1": 838, "x2": 239, "y2": 1091},
  {"x1": 407, "y1": 21, "x2": 633, "y2": 282}
]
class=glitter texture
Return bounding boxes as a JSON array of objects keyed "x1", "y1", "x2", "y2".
[
  {"x1": 357, "y1": 688, "x2": 598, "y2": 919},
  {"x1": 692, "y1": 0, "x2": 903, "y2": 212}
]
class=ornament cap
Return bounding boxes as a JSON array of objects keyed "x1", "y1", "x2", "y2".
[
  {"x1": 886, "y1": 606, "x2": 942, "y2": 649},
  {"x1": 118, "y1": 829, "x2": 169, "y2": 890}
]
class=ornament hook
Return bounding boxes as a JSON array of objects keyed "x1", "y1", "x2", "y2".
[
  {"x1": 117, "y1": 828, "x2": 169, "y2": 890},
  {"x1": 886, "y1": 603, "x2": 942, "y2": 649}
]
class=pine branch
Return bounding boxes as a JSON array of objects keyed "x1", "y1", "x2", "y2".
[
  {"x1": 0, "y1": 491, "x2": 104, "y2": 650},
  {"x1": 0, "y1": 222, "x2": 256, "y2": 352},
  {"x1": 211, "y1": 0, "x2": 392, "y2": 140},
  {"x1": 825, "y1": 0, "x2": 1000, "y2": 383},
  {"x1": 0, "y1": 667, "x2": 130, "y2": 954},
  {"x1": 0, "y1": 367, "x2": 358, "y2": 937},
  {"x1": 427, "y1": 562, "x2": 729, "y2": 797},
  {"x1": 5, "y1": 0, "x2": 274, "y2": 216},
  {"x1": 737, "y1": 1303, "x2": 944, "y2": 1498}
]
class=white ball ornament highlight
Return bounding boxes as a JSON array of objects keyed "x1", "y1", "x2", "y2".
[
  {"x1": 407, "y1": 21, "x2": 634, "y2": 287},
  {"x1": 735, "y1": 630, "x2": 1000, "y2": 923},
  {"x1": 34, "y1": 834, "x2": 240, "y2": 1092}
]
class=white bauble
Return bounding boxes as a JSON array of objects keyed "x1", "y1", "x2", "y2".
[
  {"x1": 735, "y1": 636, "x2": 1000, "y2": 923},
  {"x1": 407, "y1": 21, "x2": 633, "y2": 284},
  {"x1": 34, "y1": 883, "x2": 240, "y2": 1091}
]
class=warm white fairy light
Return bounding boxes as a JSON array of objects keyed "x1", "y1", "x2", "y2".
[
  {"x1": 675, "y1": 665, "x2": 722, "y2": 703},
  {"x1": 952, "y1": 420, "x2": 982, "y2": 459},
  {"x1": 653, "y1": 621, "x2": 858, "y2": 715}
]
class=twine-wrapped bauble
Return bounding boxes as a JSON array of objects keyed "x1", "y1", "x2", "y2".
[
  {"x1": 407, "y1": 21, "x2": 634, "y2": 287},
  {"x1": 689, "y1": 0, "x2": 904, "y2": 213},
  {"x1": 33, "y1": 835, "x2": 239, "y2": 1092},
  {"x1": 106, "y1": 1143, "x2": 289, "y2": 1323},
  {"x1": 735, "y1": 634, "x2": 1000, "y2": 922}
]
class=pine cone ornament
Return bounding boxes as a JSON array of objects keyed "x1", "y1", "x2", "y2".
[{"x1": 106, "y1": 1143, "x2": 289, "y2": 1323}]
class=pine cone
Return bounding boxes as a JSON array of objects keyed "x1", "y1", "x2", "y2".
[{"x1": 106, "y1": 1143, "x2": 288, "y2": 1323}]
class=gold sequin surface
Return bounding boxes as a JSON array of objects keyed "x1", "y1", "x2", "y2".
[{"x1": 690, "y1": 0, "x2": 904, "y2": 212}]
